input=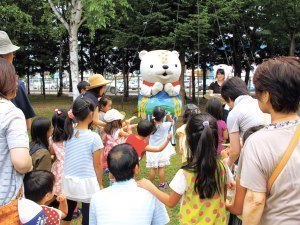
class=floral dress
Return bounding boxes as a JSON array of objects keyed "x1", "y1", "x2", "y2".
[{"x1": 51, "y1": 142, "x2": 64, "y2": 195}]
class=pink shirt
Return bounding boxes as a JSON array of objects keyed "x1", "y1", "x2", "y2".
[{"x1": 217, "y1": 120, "x2": 227, "y2": 154}]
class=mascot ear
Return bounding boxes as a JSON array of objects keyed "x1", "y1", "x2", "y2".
[
  {"x1": 139, "y1": 50, "x2": 148, "y2": 60},
  {"x1": 171, "y1": 50, "x2": 180, "y2": 58}
]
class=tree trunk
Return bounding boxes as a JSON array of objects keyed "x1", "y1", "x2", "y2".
[
  {"x1": 69, "y1": 27, "x2": 79, "y2": 100},
  {"x1": 245, "y1": 64, "x2": 250, "y2": 86},
  {"x1": 191, "y1": 60, "x2": 195, "y2": 102},
  {"x1": 179, "y1": 50, "x2": 185, "y2": 108},
  {"x1": 232, "y1": 29, "x2": 242, "y2": 77},
  {"x1": 57, "y1": 39, "x2": 64, "y2": 97},
  {"x1": 42, "y1": 73, "x2": 45, "y2": 99},
  {"x1": 289, "y1": 30, "x2": 296, "y2": 56},
  {"x1": 27, "y1": 65, "x2": 30, "y2": 95},
  {"x1": 201, "y1": 62, "x2": 207, "y2": 96}
]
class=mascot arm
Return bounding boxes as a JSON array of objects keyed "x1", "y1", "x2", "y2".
[
  {"x1": 140, "y1": 84, "x2": 152, "y2": 97},
  {"x1": 164, "y1": 83, "x2": 181, "y2": 96}
]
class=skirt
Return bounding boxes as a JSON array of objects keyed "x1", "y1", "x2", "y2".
[{"x1": 62, "y1": 175, "x2": 100, "y2": 203}]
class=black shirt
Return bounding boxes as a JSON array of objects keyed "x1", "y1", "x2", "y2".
[
  {"x1": 83, "y1": 91, "x2": 99, "y2": 108},
  {"x1": 208, "y1": 81, "x2": 221, "y2": 94}
]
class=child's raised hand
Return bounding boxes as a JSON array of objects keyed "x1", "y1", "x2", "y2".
[
  {"x1": 167, "y1": 133, "x2": 172, "y2": 140},
  {"x1": 56, "y1": 193, "x2": 66, "y2": 202},
  {"x1": 137, "y1": 178, "x2": 157, "y2": 192}
]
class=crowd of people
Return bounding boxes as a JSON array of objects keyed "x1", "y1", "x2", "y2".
[{"x1": 0, "y1": 30, "x2": 300, "y2": 225}]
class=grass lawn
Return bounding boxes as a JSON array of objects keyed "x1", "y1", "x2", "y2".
[{"x1": 29, "y1": 94, "x2": 207, "y2": 225}]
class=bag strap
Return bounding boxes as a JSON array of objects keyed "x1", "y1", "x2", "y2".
[{"x1": 267, "y1": 123, "x2": 300, "y2": 195}]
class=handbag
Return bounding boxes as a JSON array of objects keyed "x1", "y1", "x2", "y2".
[
  {"x1": 0, "y1": 188, "x2": 22, "y2": 225},
  {"x1": 267, "y1": 124, "x2": 300, "y2": 195}
]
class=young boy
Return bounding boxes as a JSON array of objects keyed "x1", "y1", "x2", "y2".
[
  {"x1": 77, "y1": 80, "x2": 89, "y2": 94},
  {"x1": 23, "y1": 170, "x2": 68, "y2": 224},
  {"x1": 126, "y1": 119, "x2": 172, "y2": 160}
]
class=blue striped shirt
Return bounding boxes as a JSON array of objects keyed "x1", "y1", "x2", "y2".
[{"x1": 64, "y1": 129, "x2": 103, "y2": 178}]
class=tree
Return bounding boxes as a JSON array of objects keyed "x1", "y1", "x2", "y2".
[{"x1": 48, "y1": 0, "x2": 128, "y2": 100}]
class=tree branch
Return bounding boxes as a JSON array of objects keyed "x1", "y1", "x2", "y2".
[
  {"x1": 79, "y1": 17, "x2": 86, "y2": 27},
  {"x1": 48, "y1": 0, "x2": 70, "y2": 32}
]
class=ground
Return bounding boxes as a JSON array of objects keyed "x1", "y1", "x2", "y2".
[{"x1": 29, "y1": 94, "x2": 207, "y2": 225}]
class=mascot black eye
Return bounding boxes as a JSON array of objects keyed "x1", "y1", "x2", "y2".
[
  {"x1": 150, "y1": 65, "x2": 153, "y2": 68},
  {"x1": 175, "y1": 64, "x2": 177, "y2": 67}
]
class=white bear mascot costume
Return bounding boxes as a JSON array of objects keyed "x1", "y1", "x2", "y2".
[{"x1": 138, "y1": 50, "x2": 182, "y2": 144}]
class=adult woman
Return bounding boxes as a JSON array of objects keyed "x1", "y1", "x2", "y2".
[
  {"x1": 82, "y1": 74, "x2": 110, "y2": 127},
  {"x1": 0, "y1": 58, "x2": 32, "y2": 222},
  {"x1": 230, "y1": 57, "x2": 300, "y2": 225},
  {"x1": 209, "y1": 68, "x2": 226, "y2": 94}
]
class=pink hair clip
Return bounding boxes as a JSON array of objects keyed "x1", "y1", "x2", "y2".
[
  {"x1": 55, "y1": 109, "x2": 62, "y2": 115},
  {"x1": 68, "y1": 109, "x2": 75, "y2": 120}
]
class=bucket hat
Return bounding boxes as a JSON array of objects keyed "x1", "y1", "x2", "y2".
[
  {"x1": 86, "y1": 74, "x2": 110, "y2": 90},
  {"x1": 104, "y1": 109, "x2": 125, "y2": 122},
  {"x1": 0, "y1": 31, "x2": 20, "y2": 54}
]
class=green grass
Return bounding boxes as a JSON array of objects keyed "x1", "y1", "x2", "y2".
[{"x1": 29, "y1": 94, "x2": 206, "y2": 225}]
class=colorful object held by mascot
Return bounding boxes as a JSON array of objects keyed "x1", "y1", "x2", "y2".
[{"x1": 138, "y1": 50, "x2": 182, "y2": 144}]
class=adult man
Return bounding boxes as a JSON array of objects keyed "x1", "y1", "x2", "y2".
[
  {"x1": 0, "y1": 31, "x2": 35, "y2": 129},
  {"x1": 220, "y1": 77, "x2": 268, "y2": 166},
  {"x1": 89, "y1": 144, "x2": 170, "y2": 225}
]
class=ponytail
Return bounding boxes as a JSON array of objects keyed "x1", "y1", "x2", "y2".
[
  {"x1": 183, "y1": 113, "x2": 223, "y2": 198},
  {"x1": 64, "y1": 116, "x2": 74, "y2": 140}
]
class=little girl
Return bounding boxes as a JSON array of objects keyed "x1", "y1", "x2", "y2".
[
  {"x1": 99, "y1": 96, "x2": 112, "y2": 122},
  {"x1": 205, "y1": 98, "x2": 228, "y2": 155},
  {"x1": 50, "y1": 108, "x2": 68, "y2": 197},
  {"x1": 30, "y1": 117, "x2": 53, "y2": 171},
  {"x1": 176, "y1": 104, "x2": 200, "y2": 163},
  {"x1": 102, "y1": 109, "x2": 132, "y2": 170},
  {"x1": 62, "y1": 98, "x2": 103, "y2": 225},
  {"x1": 139, "y1": 113, "x2": 227, "y2": 225},
  {"x1": 146, "y1": 106, "x2": 175, "y2": 190}
]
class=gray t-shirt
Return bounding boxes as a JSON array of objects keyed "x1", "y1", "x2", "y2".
[
  {"x1": 227, "y1": 95, "x2": 266, "y2": 137},
  {"x1": 238, "y1": 120, "x2": 300, "y2": 225},
  {"x1": 0, "y1": 99, "x2": 29, "y2": 206}
]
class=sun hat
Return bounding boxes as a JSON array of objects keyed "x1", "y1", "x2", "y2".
[
  {"x1": 86, "y1": 74, "x2": 110, "y2": 90},
  {"x1": 104, "y1": 109, "x2": 125, "y2": 122},
  {"x1": 0, "y1": 31, "x2": 20, "y2": 54}
]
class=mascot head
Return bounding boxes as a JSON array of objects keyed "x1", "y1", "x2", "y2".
[{"x1": 139, "y1": 50, "x2": 181, "y2": 84}]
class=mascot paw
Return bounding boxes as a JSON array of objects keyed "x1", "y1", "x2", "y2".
[
  {"x1": 152, "y1": 82, "x2": 163, "y2": 95},
  {"x1": 164, "y1": 83, "x2": 174, "y2": 96}
]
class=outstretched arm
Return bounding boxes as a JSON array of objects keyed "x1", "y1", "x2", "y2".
[{"x1": 145, "y1": 133, "x2": 172, "y2": 152}]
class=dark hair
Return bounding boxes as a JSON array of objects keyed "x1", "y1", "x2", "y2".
[
  {"x1": 99, "y1": 96, "x2": 112, "y2": 110},
  {"x1": 253, "y1": 57, "x2": 300, "y2": 113},
  {"x1": 137, "y1": 119, "x2": 154, "y2": 137},
  {"x1": 242, "y1": 125, "x2": 264, "y2": 144},
  {"x1": 107, "y1": 144, "x2": 139, "y2": 181},
  {"x1": 183, "y1": 104, "x2": 201, "y2": 124},
  {"x1": 31, "y1": 117, "x2": 51, "y2": 149},
  {"x1": 152, "y1": 106, "x2": 166, "y2": 122},
  {"x1": 221, "y1": 77, "x2": 249, "y2": 102},
  {"x1": 24, "y1": 170, "x2": 55, "y2": 203},
  {"x1": 77, "y1": 81, "x2": 89, "y2": 93},
  {"x1": 88, "y1": 86, "x2": 106, "y2": 98},
  {"x1": 52, "y1": 109, "x2": 68, "y2": 142},
  {"x1": 0, "y1": 58, "x2": 17, "y2": 99},
  {"x1": 104, "y1": 120, "x2": 122, "y2": 135},
  {"x1": 183, "y1": 113, "x2": 223, "y2": 199},
  {"x1": 64, "y1": 97, "x2": 95, "y2": 140},
  {"x1": 205, "y1": 98, "x2": 223, "y2": 120},
  {"x1": 215, "y1": 69, "x2": 225, "y2": 79}
]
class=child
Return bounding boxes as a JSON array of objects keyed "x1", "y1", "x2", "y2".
[
  {"x1": 99, "y1": 96, "x2": 112, "y2": 122},
  {"x1": 126, "y1": 119, "x2": 172, "y2": 160},
  {"x1": 30, "y1": 117, "x2": 53, "y2": 171},
  {"x1": 146, "y1": 106, "x2": 175, "y2": 190},
  {"x1": 102, "y1": 109, "x2": 133, "y2": 170},
  {"x1": 50, "y1": 109, "x2": 68, "y2": 197},
  {"x1": 205, "y1": 98, "x2": 228, "y2": 155},
  {"x1": 176, "y1": 104, "x2": 200, "y2": 163},
  {"x1": 77, "y1": 80, "x2": 89, "y2": 95},
  {"x1": 23, "y1": 170, "x2": 68, "y2": 224},
  {"x1": 63, "y1": 97, "x2": 104, "y2": 225},
  {"x1": 138, "y1": 113, "x2": 227, "y2": 225}
]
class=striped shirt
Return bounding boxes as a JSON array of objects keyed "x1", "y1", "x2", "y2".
[
  {"x1": 0, "y1": 99, "x2": 29, "y2": 206},
  {"x1": 89, "y1": 179, "x2": 170, "y2": 225},
  {"x1": 64, "y1": 129, "x2": 103, "y2": 178}
]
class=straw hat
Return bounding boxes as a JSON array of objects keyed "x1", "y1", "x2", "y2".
[
  {"x1": 0, "y1": 31, "x2": 20, "y2": 54},
  {"x1": 86, "y1": 74, "x2": 110, "y2": 90}
]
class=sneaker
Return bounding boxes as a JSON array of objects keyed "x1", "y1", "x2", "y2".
[
  {"x1": 158, "y1": 182, "x2": 169, "y2": 190},
  {"x1": 72, "y1": 207, "x2": 82, "y2": 219}
]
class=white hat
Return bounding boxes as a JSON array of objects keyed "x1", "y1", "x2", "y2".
[
  {"x1": 104, "y1": 109, "x2": 124, "y2": 122},
  {"x1": 0, "y1": 31, "x2": 20, "y2": 54},
  {"x1": 18, "y1": 198, "x2": 46, "y2": 225}
]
